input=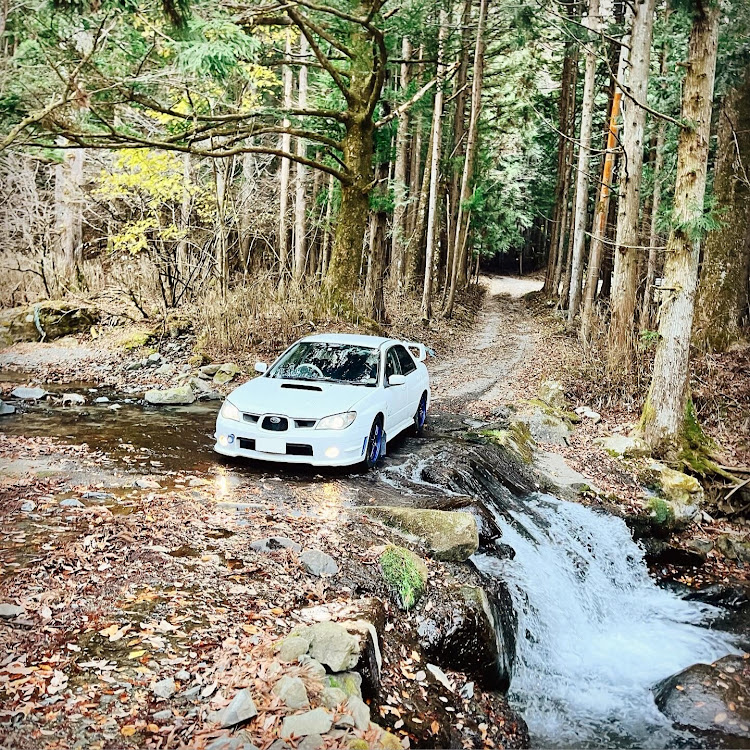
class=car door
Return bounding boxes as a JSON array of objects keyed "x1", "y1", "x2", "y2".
[
  {"x1": 393, "y1": 344, "x2": 421, "y2": 414},
  {"x1": 383, "y1": 346, "x2": 410, "y2": 428}
]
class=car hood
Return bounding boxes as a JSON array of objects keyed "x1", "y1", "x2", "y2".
[{"x1": 226, "y1": 376, "x2": 371, "y2": 419}]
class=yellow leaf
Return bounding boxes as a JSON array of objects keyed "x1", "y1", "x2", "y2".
[
  {"x1": 146, "y1": 724, "x2": 159, "y2": 733},
  {"x1": 99, "y1": 624, "x2": 120, "y2": 639},
  {"x1": 127, "y1": 649, "x2": 147, "y2": 659},
  {"x1": 121, "y1": 725, "x2": 137, "y2": 736}
]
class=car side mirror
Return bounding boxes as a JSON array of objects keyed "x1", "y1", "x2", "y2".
[
  {"x1": 388, "y1": 374, "x2": 406, "y2": 386},
  {"x1": 254, "y1": 361, "x2": 268, "y2": 373}
]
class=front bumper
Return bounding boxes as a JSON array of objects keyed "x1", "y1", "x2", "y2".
[{"x1": 213, "y1": 413, "x2": 368, "y2": 467}]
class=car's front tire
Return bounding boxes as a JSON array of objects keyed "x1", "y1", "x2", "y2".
[
  {"x1": 364, "y1": 416, "x2": 384, "y2": 469},
  {"x1": 413, "y1": 392, "x2": 428, "y2": 436}
]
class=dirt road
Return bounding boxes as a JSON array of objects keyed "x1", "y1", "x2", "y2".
[{"x1": 430, "y1": 275, "x2": 544, "y2": 415}]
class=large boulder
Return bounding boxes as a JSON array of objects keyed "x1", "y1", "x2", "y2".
[
  {"x1": 644, "y1": 462, "x2": 704, "y2": 526},
  {"x1": 654, "y1": 656, "x2": 750, "y2": 744},
  {"x1": 716, "y1": 534, "x2": 750, "y2": 564},
  {"x1": 364, "y1": 506, "x2": 479, "y2": 561},
  {"x1": 144, "y1": 386, "x2": 196, "y2": 405},
  {"x1": 0, "y1": 301, "x2": 99, "y2": 345},
  {"x1": 416, "y1": 584, "x2": 506, "y2": 689},
  {"x1": 593, "y1": 435, "x2": 650, "y2": 458}
]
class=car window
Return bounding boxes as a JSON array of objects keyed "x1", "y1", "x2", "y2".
[
  {"x1": 394, "y1": 345, "x2": 417, "y2": 375},
  {"x1": 269, "y1": 342, "x2": 379, "y2": 386},
  {"x1": 385, "y1": 348, "x2": 401, "y2": 382}
]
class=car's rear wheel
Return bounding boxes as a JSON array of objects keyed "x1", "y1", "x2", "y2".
[
  {"x1": 413, "y1": 392, "x2": 428, "y2": 436},
  {"x1": 365, "y1": 417, "x2": 384, "y2": 469}
]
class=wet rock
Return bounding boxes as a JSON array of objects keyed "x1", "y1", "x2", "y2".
[
  {"x1": 11, "y1": 386, "x2": 48, "y2": 401},
  {"x1": 645, "y1": 463, "x2": 703, "y2": 525},
  {"x1": 416, "y1": 585, "x2": 504, "y2": 689},
  {"x1": 213, "y1": 363, "x2": 240, "y2": 385},
  {"x1": 281, "y1": 708, "x2": 332, "y2": 737},
  {"x1": 296, "y1": 621, "x2": 360, "y2": 672},
  {"x1": 716, "y1": 534, "x2": 750, "y2": 563},
  {"x1": 60, "y1": 498, "x2": 85, "y2": 508},
  {"x1": 593, "y1": 435, "x2": 650, "y2": 457},
  {"x1": 537, "y1": 380, "x2": 566, "y2": 409},
  {"x1": 299, "y1": 549, "x2": 339, "y2": 577},
  {"x1": 62, "y1": 393, "x2": 85, "y2": 406},
  {"x1": 364, "y1": 506, "x2": 479, "y2": 562},
  {"x1": 218, "y1": 688, "x2": 258, "y2": 728},
  {"x1": 251, "y1": 536, "x2": 302, "y2": 554},
  {"x1": 0, "y1": 603, "x2": 25, "y2": 619},
  {"x1": 641, "y1": 539, "x2": 707, "y2": 568},
  {"x1": 152, "y1": 677, "x2": 176, "y2": 699},
  {"x1": 278, "y1": 635, "x2": 310, "y2": 662},
  {"x1": 134, "y1": 478, "x2": 161, "y2": 489},
  {"x1": 20, "y1": 501, "x2": 35, "y2": 512},
  {"x1": 0, "y1": 400, "x2": 15, "y2": 415},
  {"x1": 144, "y1": 386, "x2": 196, "y2": 405},
  {"x1": 686, "y1": 538, "x2": 714, "y2": 557},
  {"x1": 93, "y1": 396, "x2": 110, "y2": 404},
  {"x1": 346, "y1": 696, "x2": 370, "y2": 730},
  {"x1": 654, "y1": 655, "x2": 750, "y2": 743},
  {"x1": 272, "y1": 675, "x2": 309, "y2": 709}
]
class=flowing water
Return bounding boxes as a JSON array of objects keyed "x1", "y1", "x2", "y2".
[
  {"x1": 0, "y1": 381, "x2": 740, "y2": 747},
  {"x1": 473, "y1": 493, "x2": 738, "y2": 749}
]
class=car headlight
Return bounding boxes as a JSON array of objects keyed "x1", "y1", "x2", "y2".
[
  {"x1": 220, "y1": 400, "x2": 241, "y2": 422},
  {"x1": 316, "y1": 411, "x2": 356, "y2": 430}
]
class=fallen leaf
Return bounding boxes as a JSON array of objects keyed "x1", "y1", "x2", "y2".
[{"x1": 121, "y1": 725, "x2": 136, "y2": 736}]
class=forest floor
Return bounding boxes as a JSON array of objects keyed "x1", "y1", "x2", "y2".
[{"x1": 0, "y1": 275, "x2": 748, "y2": 750}]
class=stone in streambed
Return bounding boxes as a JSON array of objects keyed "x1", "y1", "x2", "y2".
[
  {"x1": 0, "y1": 603, "x2": 25, "y2": 619},
  {"x1": 144, "y1": 386, "x2": 195, "y2": 405},
  {"x1": 251, "y1": 536, "x2": 302, "y2": 554},
  {"x1": 299, "y1": 549, "x2": 339, "y2": 576},
  {"x1": 11, "y1": 386, "x2": 48, "y2": 401},
  {"x1": 61, "y1": 393, "x2": 85, "y2": 406},
  {"x1": 213, "y1": 363, "x2": 240, "y2": 385},
  {"x1": 152, "y1": 676, "x2": 176, "y2": 699},
  {"x1": 217, "y1": 688, "x2": 257, "y2": 728},
  {"x1": 364, "y1": 506, "x2": 479, "y2": 562},
  {"x1": 273, "y1": 675, "x2": 309, "y2": 709},
  {"x1": 0, "y1": 400, "x2": 15, "y2": 415},
  {"x1": 281, "y1": 708, "x2": 332, "y2": 737}
]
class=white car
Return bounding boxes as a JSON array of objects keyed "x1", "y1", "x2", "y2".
[{"x1": 214, "y1": 333, "x2": 430, "y2": 468}]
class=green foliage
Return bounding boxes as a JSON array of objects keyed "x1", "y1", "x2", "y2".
[
  {"x1": 638, "y1": 330, "x2": 661, "y2": 350},
  {"x1": 647, "y1": 496, "x2": 675, "y2": 527},
  {"x1": 379, "y1": 544, "x2": 426, "y2": 611}
]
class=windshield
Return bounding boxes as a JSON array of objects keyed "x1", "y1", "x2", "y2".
[{"x1": 268, "y1": 342, "x2": 379, "y2": 386}]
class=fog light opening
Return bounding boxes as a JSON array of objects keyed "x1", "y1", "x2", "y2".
[
  {"x1": 218, "y1": 434, "x2": 229, "y2": 447},
  {"x1": 227, "y1": 434, "x2": 235, "y2": 444},
  {"x1": 324, "y1": 446, "x2": 340, "y2": 459}
]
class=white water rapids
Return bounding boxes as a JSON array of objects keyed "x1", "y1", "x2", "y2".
[{"x1": 473, "y1": 493, "x2": 738, "y2": 749}]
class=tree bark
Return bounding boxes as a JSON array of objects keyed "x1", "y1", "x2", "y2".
[
  {"x1": 55, "y1": 146, "x2": 85, "y2": 287},
  {"x1": 607, "y1": 0, "x2": 657, "y2": 370},
  {"x1": 641, "y1": 0, "x2": 720, "y2": 452},
  {"x1": 293, "y1": 35, "x2": 309, "y2": 283},
  {"x1": 693, "y1": 68, "x2": 750, "y2": 352},
  {"x1": 566, "y1": 0, "x2": 600, "y2": 322},
  {"x1": 278, "y1": 28, "x2": 293, "y2": 288},
  {"x1": 391, "y1": 36, "x2": 412, "y2": 291},
  {"x1": 444, "y1": 0, "x2": 488, "y2": 319},
  {"x1": 421, "y1": 8, "x2": 449, "y2": 321},
  {"x1": 320, "y1": 172, "x2": 335, "y2": 278}
]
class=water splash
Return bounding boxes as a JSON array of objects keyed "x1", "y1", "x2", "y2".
[{"x1": 473, "y1": 493, "x2": 738, "y2": 749}]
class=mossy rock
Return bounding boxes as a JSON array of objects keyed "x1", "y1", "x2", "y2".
[
  {"x1": 642, "y1": 462, "x2": 703, "y2": 528},
  {"x1": 0, "y1": 301, "x2": 99, "y2": 344},
  {"x1": 480, "y1": 422, "x2": 534, "y2": 464},
  {"x1": 537, "y1": 380, "x2": 567, "y2": 409},
  {"x1": 121, "y1": 329, "x2": 154, "y2": 350},
  {"x1": 365, "y1": 506, "x2": 478, "y2": 562},
  {"x1": 379, "y1": 544, "x2": 427, "y2": 611}
]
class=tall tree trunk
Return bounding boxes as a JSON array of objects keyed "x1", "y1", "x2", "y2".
[
  {"x1": 444, "y1": 0, "x2": 488, "y2": 318},
  {"x1": 293, "y1": 35, "x2": 309, "y2": 283},
  {"x1": 405, "y1": 45, "x2": 426, "y2": 290},
  {"x1": 545, "y1": 29, "x2": 578, "y2": 295},
  {"x1": 607, "y1": 0, "x2": 657, "y2": 370},
  {"x1": 278, "y1": 28, "x2": 293, "y2": 288},
  {"x1": 420, "y1": 8, "x2": 449, "y2": 320},
  {"x1": 581, "y1": 11, "x2": 631, "y2": 338},
  {"x1": 213, "y1": 158, "x2": 230, "y2": 302},
  {"x1": 566, "y1": 0, "x2": 600, "y2": 322},
  {"x1": 320, "y1": 173, "x2": 335, "y2": 278},
  {"x1": 370, "y1": 160, "x2": 389, "y2": 322},
  {"x1": 55, "y1": 146, "x2": 85, "y2": 287},
  {"x1": 641, "y1": 0, "x2": 720, "y2": 452},
  {"x1": 176, "y1": 152, "x2": 192, "y2": 290},
  {"x1": 391, "y1": 36, "x2": 412, "y2": 291},
  {"x1": 693, "y1": 67, "x2": 750, "y2": 352}
]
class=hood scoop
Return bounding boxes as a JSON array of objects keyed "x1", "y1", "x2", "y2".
[{"x1": 280, "y1": 383, "x2": 323, "y2": 392}]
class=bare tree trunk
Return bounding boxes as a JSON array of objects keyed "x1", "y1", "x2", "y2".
[
  {"x1": 410, "y1": 107, "x2": 434, "y2": 291},
  {"x1": 693, "y1": 67, "x2": 750, "y2": 352},
  {"x1": 421, "y1": 8, "x2": 449, "y2": 321},
  {"x1": 320, "y1": 173, "x2": 335, "y2": 278},
  {"x1": 444, "y1": 0, "x2": 488, "y2": 319},
  {"x1": 55, "y1": 146, "x2": 85, "y2": 287},
  {"x1": 176, "y1": 152, "x2": 192, "y2": 289},
  {"x1": 581, "y1": 12, "x2": 631, "y2": 338},
  {"x1": 405, "y1": 45, "x2": 425, "y2": 290},
  {"x1": 607, "y1": 0, "x2": 657, "y2": 370},
  {"x1": 213, "y1": 158, "x2": 230, "y2": 302},
  {"x1": 293, "y1": 35, "x2": 309, "y2": 283},
  {"x1": 391, "y1": 36, "x2": 412, "y2": 290},
  {"x1": 641, "y1": 1, "x2": 720, "y2": 452},
  {"x1": 278, "y1": 28, "x2": 293, "y2": 289},
  {"x1": 566, "y1": 0, "x2": 600, "y2": 322}
]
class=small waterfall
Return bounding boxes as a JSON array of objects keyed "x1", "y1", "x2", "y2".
[{"x1": 473, "y1": 493, "x2": 738, "y2": 748}]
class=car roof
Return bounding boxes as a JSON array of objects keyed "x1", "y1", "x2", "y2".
[{"x1": 300, "y1": 333, "x2": 396, "y2": 349}]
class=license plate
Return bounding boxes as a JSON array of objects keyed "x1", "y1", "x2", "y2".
[{"x1": 255, "y1": 437, "x2": 286, "y2": 454}]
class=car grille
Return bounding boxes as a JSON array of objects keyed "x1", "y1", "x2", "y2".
[
  {"x1": 262, "y1": 415, "x2": 289, "y2": 431},
  {"x1": 286, "y1": 444, "x2": 313, "y2": 456},
  {"x1": 243, "y1": 413, "x2": 259, "y2": 423},
  {"x1": 294, "y1": 419, "x2": 316, "y2": 429}
]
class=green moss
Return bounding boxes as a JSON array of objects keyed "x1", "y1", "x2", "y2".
[
  {"x1": 379, "y1": 544, "x2": 427, "y2": 611},
  {"x1": 121, "y1": 330, "x2": 153, "y2": 350},
  {"x1": 480, "y1": 424, "x2": 534, "y2": 463},
  {"x1": 348, "y1": 740, "x2": 369, "y2": 750},
  {"x1": 524, "y1": 398, "x2": 580, "y2": 424},
  {"x1": 647, "y1": 496, "x2": 675, "y2": 527}
]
